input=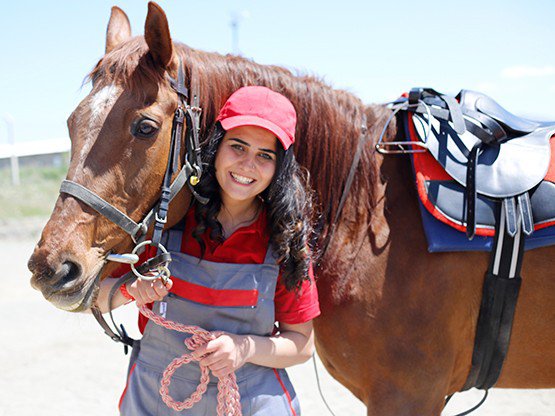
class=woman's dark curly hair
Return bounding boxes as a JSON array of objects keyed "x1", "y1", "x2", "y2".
[{"x1": 192, "y1": 123, "x2": 314, "y2": 292}]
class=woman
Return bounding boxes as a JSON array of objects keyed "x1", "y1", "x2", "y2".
[{"x1": 96, "y1": 86, "x2": 320, "y2": 415}]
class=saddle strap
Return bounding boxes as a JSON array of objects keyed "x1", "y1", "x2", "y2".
[
  {"x1": 465, "y1": 142, "x2": 481, "y2": 239},
  {"x1": 408, "y1": 88, "x2": 466, "y2": 134},
  {"x1": 463, "y1": 202, "x2": 524, "y2": 390}
]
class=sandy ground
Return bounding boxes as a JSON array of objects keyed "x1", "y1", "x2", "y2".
[{"x1": 1, "y1": 235, "x2": 554, "y2": 415}]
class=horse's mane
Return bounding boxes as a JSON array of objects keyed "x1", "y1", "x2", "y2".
[{"x1": 88, "y1": 37, "x2": 389, "y2": 238}]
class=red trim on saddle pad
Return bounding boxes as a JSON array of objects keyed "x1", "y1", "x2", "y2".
[
  {"x1": 118, "y1": 362, "x2": 137, "y2": 411},
  {"x1": 170, "y1": 278, "x2": 259, "y2": 307},
  {"x1": 273, "y1": 368, "x2": 297, "y2": 416}
]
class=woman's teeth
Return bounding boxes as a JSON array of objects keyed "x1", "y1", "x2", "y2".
[{"x1": 231, "y1": 172, "x2": 254, "y2": 184}]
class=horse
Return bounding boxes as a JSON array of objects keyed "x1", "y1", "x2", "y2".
[{"x1": 28, "y1": 3, "x2": 555, "y2": 415}]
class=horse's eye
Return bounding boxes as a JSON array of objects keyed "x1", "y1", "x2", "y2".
[{"x1": 132, "y1": 118, "x2": 159, "y2": 139}]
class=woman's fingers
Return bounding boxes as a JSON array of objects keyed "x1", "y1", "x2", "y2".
[
  {"x1": 131, "y1": 277, "x2": 170, "y2": 305},
  {"x1": 152, "y1": 279, "x2": 169, "y2": 297}
]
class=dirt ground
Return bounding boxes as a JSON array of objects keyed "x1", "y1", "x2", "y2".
[{"x1": 1, "y1": 234, "x2": 554, "y2": 415}]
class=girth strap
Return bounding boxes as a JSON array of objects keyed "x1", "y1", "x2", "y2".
[{"x1": 463, "y1": 202, "x2": 524, "y2": 390}]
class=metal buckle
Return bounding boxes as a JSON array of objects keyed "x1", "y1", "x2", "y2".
[{"x1": 155, "y1": 212, "x2": 167, "y2": 224}]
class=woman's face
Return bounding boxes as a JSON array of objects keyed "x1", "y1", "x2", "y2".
[{"x1": 215, "y1": 125, "x2": 278, "y2": 207}]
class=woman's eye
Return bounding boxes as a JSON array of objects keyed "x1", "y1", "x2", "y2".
[
  {"x1": 258, "y1": 153, "x2": 273, "y2": 161},
  {"x1": 132, "y1": 119, "x2": 159, "y2": 139},
  {"x1": 231, "y1": 144, "x2": 244, "y2": 151}
]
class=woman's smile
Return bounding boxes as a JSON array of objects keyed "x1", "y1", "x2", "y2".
[{"x1": 230, "y1": 172, "x2": 256, "y2": 185}]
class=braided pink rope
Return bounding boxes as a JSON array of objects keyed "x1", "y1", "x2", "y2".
[{"x1": 139, "y1": 305, "x2": 242, "y2": 415}]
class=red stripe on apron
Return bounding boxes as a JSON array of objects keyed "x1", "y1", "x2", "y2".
[
  {"x1": 118, "y1": 362, "x2": 137, "y2": 411},
  {"x1": 170, "y1": 278, "x2": 259, "y2": 307},
  {"x1": 273, "y1": 368, "x2": 297, "y2": 416}
]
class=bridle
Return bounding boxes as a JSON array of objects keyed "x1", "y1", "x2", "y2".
[
  {"x1": 60, "y1": 59, "x2": 206, "y2": 263},
  {"x1": 59, "y1": 60, "x2": 207, "y2": 342}
]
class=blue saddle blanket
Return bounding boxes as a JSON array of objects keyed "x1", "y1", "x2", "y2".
[{"x1": 418, "y1": 201, "x2": 555, "y2": 252}]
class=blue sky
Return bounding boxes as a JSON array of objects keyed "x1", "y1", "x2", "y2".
[{"x1": 1, "y1": 0, "x2": 554, "y2": 143}]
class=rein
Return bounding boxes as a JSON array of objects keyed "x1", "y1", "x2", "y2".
[{"x1": 319, "y1": 113, "x2": 368, "y2": 259}]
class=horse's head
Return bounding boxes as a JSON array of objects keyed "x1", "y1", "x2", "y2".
[{"x1": 28, "y1": 3, "x2": 192, "y2": 311}]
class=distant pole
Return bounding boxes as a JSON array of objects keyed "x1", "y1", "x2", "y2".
[
  {"x1": 230, "y1": 13, "x2": 240, "y2": 55},
  {"x1": 3, "y1": 114, "x2": 19, "y2": 185},
  {"x1": 230, "y1": 10, "x2": 250, "y2": 55}
]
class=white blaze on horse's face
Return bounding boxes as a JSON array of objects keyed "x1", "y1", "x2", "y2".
[{"x1": 89, "y1": 84, "x2": 121, "y2": 127}]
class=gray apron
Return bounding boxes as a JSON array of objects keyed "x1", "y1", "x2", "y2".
[{"x1": 120, "y1": 226, "x2": 301, "y2": 415}]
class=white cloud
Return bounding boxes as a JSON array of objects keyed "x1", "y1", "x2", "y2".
[{"x1": 501, "y1": 65, "x2": 555, "y2": 79}]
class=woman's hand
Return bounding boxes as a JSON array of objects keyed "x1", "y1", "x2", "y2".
[
  {"x1": 126, "y1": 275, "x2": 173, "y2": 307},
  {"x1": 193, "y1": 333, "x2": 253, "y2": 378}
]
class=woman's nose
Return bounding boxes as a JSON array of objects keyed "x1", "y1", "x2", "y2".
[{"x1": 240, "y1": 154, "x2": 256, "y2": 170}]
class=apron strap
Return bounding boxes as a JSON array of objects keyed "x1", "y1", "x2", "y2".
[
  {"x1": 263, "y1": 243, "x2": 279, "y2": 265},
  {"x1": 165, "y1": 218, "x2": 187, "y2": 252}
]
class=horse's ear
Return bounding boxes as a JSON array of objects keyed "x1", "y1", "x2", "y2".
[
  {"x1": 105, "y1": 6, "x2": 132, "y2": 54},
  {"x1": 144, "y1": 2, "x2": 174, "y2": 69}
]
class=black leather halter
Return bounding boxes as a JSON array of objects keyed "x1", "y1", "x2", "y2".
[{"x1": 60, "y1": 60, "x2": 207, "y2": 249}]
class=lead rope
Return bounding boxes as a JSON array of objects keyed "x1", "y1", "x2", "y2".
[{"x1": 138, "y1": 305, "x2": 242, "y2": 415}]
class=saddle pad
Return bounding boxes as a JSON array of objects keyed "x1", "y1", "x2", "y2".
[
  {"x1": 405, "y1": 114, "x2": 555, "y2": 252},
  {"x1": 410, "y1": 112, "x2": 555, "y2": 198}
]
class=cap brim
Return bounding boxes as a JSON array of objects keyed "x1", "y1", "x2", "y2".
[{"x1": 220, "y1": 115, "x2": 293, "y2": 150}]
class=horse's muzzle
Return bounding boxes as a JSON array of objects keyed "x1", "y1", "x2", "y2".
[{"x1": 28, "y1": 250, "x2": 100, "y2": 312}]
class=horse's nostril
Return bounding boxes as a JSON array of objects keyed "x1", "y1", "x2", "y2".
[{"x1": 54, "y1": 261, "x2": 82, "y2": 288}]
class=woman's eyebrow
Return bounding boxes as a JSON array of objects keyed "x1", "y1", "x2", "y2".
[
  {"x1": 229, "y1": 138, "x2": 250, "y2": 146},
  {"x1": 229, "y1": 138, "x2": 276, "y2": 155}
]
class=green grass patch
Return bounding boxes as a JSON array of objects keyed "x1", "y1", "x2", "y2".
[{"x1": 0, "y1": 163, "x2": 68, "y2": 219}]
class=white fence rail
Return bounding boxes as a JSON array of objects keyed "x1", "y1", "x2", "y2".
[{"x1": 0, "y1": 138, "x2": 70, "y2": 185}]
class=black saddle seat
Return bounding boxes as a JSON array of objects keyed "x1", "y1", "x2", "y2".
[{"x1": 459, "y1": 90, "x2": 555, "y2": 136}]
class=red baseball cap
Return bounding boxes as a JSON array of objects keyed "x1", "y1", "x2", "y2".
[{"x1": 216, "y1": 86, "x2": 297, "y2": 150}]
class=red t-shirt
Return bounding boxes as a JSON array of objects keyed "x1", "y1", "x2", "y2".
[{"x1": 112, "y1": 208, "x2": 320, "y2": 332}]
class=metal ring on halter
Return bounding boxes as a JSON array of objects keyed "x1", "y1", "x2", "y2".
[
  {"x1": 130, "y1": 240, "x2": 170, "y2": 281},
  {"x1": 375, "y1": 99, "x2": 432, "y2": 154}
]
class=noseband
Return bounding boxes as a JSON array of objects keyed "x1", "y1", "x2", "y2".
[{"x1": 60, "y1": 60, "x2": 207, "y2": 264}]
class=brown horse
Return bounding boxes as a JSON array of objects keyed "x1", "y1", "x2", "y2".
[{"x1": 28, "y1": 3, "x2": 555, "y2": 415}]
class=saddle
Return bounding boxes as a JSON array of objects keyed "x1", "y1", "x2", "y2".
[
  {"x1": 385, "y1": 88, "x2": 555, "y2": 396},
  {"x1": 401, "y1": 88, "x2": 555, "y2": 241}
]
